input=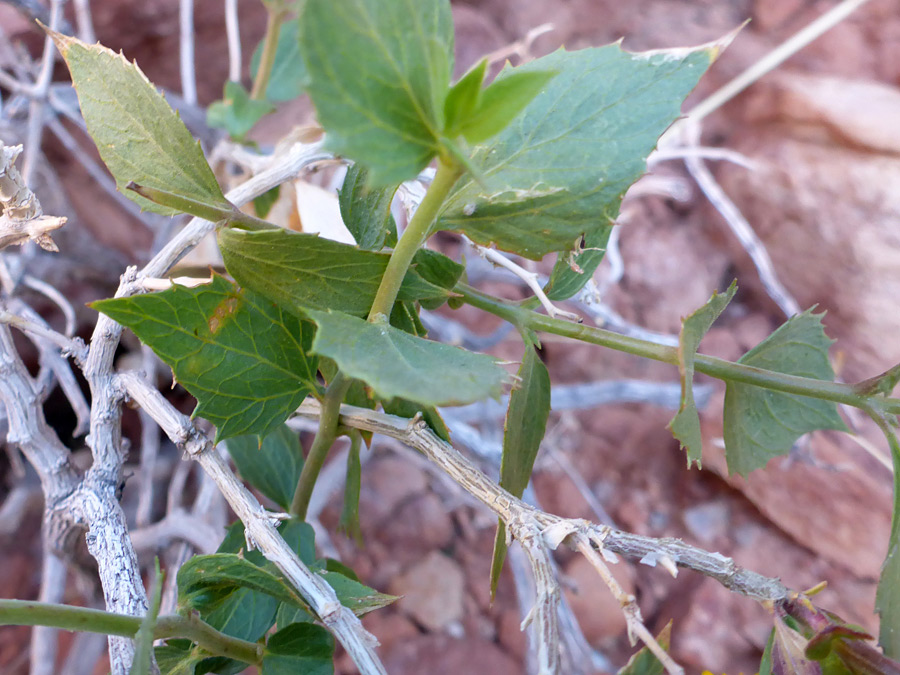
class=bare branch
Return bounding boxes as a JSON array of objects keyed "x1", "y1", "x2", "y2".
[
  {"x1": 224, "y1": 0, "x2": 242, "y2": 83},
  {"x1": 1, "y1": 144, "x2": 66, "y2": 252},
  {"x1": 130, "y1": 509, "x2": 222, "y2": 554},
  {"x1": 296, "y1": 400, "x2": 792, "y2": 601},
  {"x1": 683, "y1": 123, "x2": 800, "y2": 318},
  {"x1": 179, "y1": 0, "x2": 197, "y2": 106}
]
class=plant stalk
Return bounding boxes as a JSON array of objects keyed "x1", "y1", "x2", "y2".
[
  {"x1": 290, "y1": 371, "x2": 351, "y2": 519},
  {"x1": 0, "y1": 600, "x2": 263, "y2": 665},
  {"x1": 457, "y1": 283, "x2": 900, "y2": 416},
  {"x1": 250, "y1": 9, "x2": 286, "y2": 101},
  {"x1": 366, "y1": 160, "x2": 463, "y2": 322},
  {"x1": 291, "y1": 161, "x2": 462, "y2": 519}
]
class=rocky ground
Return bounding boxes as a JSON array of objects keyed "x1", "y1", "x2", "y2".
[{"x1": 1, "y1": 0, "x2": 899, "y2": 672}]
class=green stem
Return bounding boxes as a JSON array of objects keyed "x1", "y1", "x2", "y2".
[
  {"x1": 250, "y1": 10, "x2": 286, "y2": 101},
  {"x1": 0, "y1": 600, "x2": 263, "y2": 665},
  {"x1": 457, "y1": 283, "x2": 900, "y2": 416},
  {"x1": 366, "y1": 160, "x2": 463, "y2": 322},
  {"x1": 290, "y1": 161, "x2": 462, "y2": 518},
  {"x1": 290, "y1": 371, "x2": 352, "y2": 519},
  {"x1": 126, "y1": 183, "x2": 272, "y2": 230}
]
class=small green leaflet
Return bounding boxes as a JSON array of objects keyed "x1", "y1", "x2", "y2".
[
  {"x1": 669, "y1": 282, "x2": 737, "y2": 467},
  {"x1": 453, "y1": 68, "x2": 557, "y2": 144},
  {"x1": 207, "y1": 80, "x2": 276, "y2": 140},
  {"x1": 319, "y1": 571, "x2": 398, "y2": 616},
  {"x1": 490, "y1": 344, "x2": 551, "y2": 598},
  {"x1": 338, "y1": 164, "x2": 398, "y2": 251},
  {"x1": 93, "y1": 276, "x2": 318, "y2": 442},
  {"x1": 299, "y1": 0, "x2": 454, "y2": 185},
  {"x1": 543, "y1": 225, "x2": 613, "y2": 301},
  {"x1": 251, "y1": 18, "x2": 306, "y2": 102},
  {"x1": 226, "y1": 425, "x2": 304, "y2": 511},
  {"x1": 437, "y1": 41, "x2": 721, "y2": 260},
  {"x1": 261, "y1": 623, "x2": 334, "y2": 675},
  {"x1": 443, "y1": 59, "x2": 487, "y2": 134},
  {"x1": 723, "y1": 309, "x2": 847, "y2": 476},
  {"x1": 307, "y1": 310, "x2": 510, "y2": 406},
  {"x1": 218, "y1": 227, "x2": 447, "y2": 318},
  {"x1": 412, "y1": 248, "x2": 465, "y2": 310},
  {"x1": 617, "y1": 621, "x2": 672, "y2": 675},
  {"x1": 48, "y1": 30, "x2": 229, "y2": 217},
  {"x1": 443, "y1": 58, "x2": 557, "y2": 144}
]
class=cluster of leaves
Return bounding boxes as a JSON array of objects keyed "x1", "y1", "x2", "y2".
[
  {"x1": 33, "y1": 0, "x2": 900, "y2": 671},
  {"x1": 157, "y1": 515, "x2": 393, "y2": 673}
]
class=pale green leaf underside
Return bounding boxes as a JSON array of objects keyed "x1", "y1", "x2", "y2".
[
  {"x1": 724, "y1": 309, "x2": 847, "y2": 476},
  {"x1": 437, "y1": 43, "x2": 715, "y2": 260},
  {"x1": 299, "y1": 0, "x2": 453, "y2": 184},
  {"x1": 669, "y1": 282, "x2": 737, "y2": 467},
  {"x1": 218, "y1": 227, "x2": 446, "y2": 318},
  {"x1": 93, "y1": 276, "x2": 318, "y2": 442},
  {"x1": 307, "y1": 309, "x2": 509, "y2": 407},
  {"x1": 491, "y1": 345, "x2": 551, "y2": 597},
  {"x1": 51, "y1": 31, "x2": 228, "y2": 216}
]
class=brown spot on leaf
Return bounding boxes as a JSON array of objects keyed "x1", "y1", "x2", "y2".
[{"x1": 208, "y1": 295, "x2": 240, "y2": 334}]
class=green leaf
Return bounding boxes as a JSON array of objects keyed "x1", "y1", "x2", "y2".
[
  {"x1": 617, "y1": 621, "x2": 672, "y2": 674},
  {"x1": 443, "y1": 58, "x2": 487, "y2": 134},
  {"x1": 253, "y1": 185, "x2": 281, "y2": 219},
  {"x1": 543, "y1": 225, "x2": 613, "y2": 301},
  {"x1": 207, "y1": 80, "x2": 276, "y2": 140},
  {"x1": 178, "y1": 554, "x2": 307, "y2": 612},
  {"x1": 226, "y1": 425, "x2": 304, "y2": 511},
  {"x1": 261, "y1": 623, "x2": 334, "y2": 675},
  {"x1": 490, "y1": 344, "x2": 550, "y2": 598},
  {"x1": 876, "y1": 423, "x2": 900, "y2": 659},
  {"x1": 436, "y1": 41, "x2": 719, "y2": 260},
  {"x1": 338, "y1": 164, "x2": 398, "y2": 251},
  {"x1": 275, "y1": 603, "x2": 315, "y2": 630},
  {"x1": 456, "y1": 68, "x2": 557, "y2": 143},
  {"x1": 306, "y1": 309, "x2": 509, "y2": 406},
  {"x1": 669, "y1": 282, "x2": 737, "y2": 467},
  {"x1": 49, "y1": 31, "x2": 229, "y2": 216},
  {"x1": 203, "y1": 586, "x2": 278, "y2": 644},
  {"x1": 298, "y1": 0, "x2": 453, "y2": 184},
  {"x1": 320, "y1": 571, "x2": 398, "y2": 616},
  {"x1": 724, "y1": 309, "x2": 848, "y2": 476},
  {"x1": 389, "y1": 300, "x2": 428, "y2": 337},
  {"x1": 412, "y1": 248, "x2": 465, "y2": 310},
  {"x1": 155, "y1": 642, "x2": 206, "y2": 675},
  {"x1": 218, "y1": 227, "x2": 447, "y2": 318},
  {"x1": 92, "y1": 276, "x2": 318, "y2": 442},
  {"x1": 130, "y1": 560, "x2": 163, "y2": 675},
  {"x1": 251, "y1": 17, "x2": 306, "y2": 102}
]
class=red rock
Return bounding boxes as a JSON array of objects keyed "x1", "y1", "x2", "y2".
[{"x1": 390, "y1": 552, "x2": 467, "y2": 632}]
